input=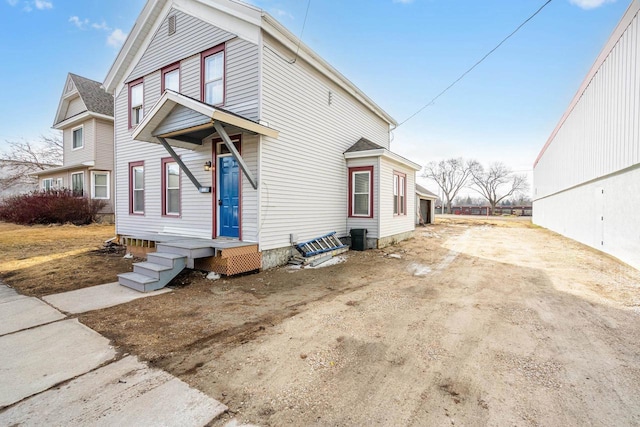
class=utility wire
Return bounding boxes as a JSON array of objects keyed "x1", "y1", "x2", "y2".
[
  {"x1": 290, "y1": 0, "x2": 312, "y2": 64},
  {"x1": 396, "y1": 0, "x2": 554, "y2": 128}
]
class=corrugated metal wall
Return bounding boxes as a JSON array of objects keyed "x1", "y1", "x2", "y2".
[{"x1": 534, "y1": 4, "x2": 640, "y2": 200}]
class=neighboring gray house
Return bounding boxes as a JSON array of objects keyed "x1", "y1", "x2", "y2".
[
  {"x1": 533, "y1": 0, "x2": 640, "y2": 270},
  {"x1": 32, "y1": 73, "x2": 115, "y2": 222},
  {"x1": 103, "y1": 0, "x2": 421, "y2": 289},
  {"x1": 416, "y1": 184, "x2": 437, "y2": 225}
]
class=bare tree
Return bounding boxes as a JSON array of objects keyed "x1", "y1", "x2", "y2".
[
  {"x1": 0, "y1": 135, "x2": 63, "y2": 190},
  {"x1": 468, "y1": 161, "x2": 529, "y2": 215},
  {"x1": 421, "y1": 158, "x2": 473, "y2": 214}
]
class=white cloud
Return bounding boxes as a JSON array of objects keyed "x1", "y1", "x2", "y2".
[
  {"x1": 569, "y1": 0, "x2": 616, "y2": 9},
  {"x1": 393, "y1": 0, "x2": 414, "y2": 3},
  {"x1": 69, "y1": 15, "x2": 89, "y2": 29},
  {"x1": 6, "y1": 0, "x2": 19, "y2": 6},
  {"x1": 34, "y1": 0, "x2": 52, "y2": 10},
  {"x1": 107, "y1": 28, "x2": 127, "y2": 48},
  {"x1": 92, "y1": 21, "x2": 111, "y2": 31}
]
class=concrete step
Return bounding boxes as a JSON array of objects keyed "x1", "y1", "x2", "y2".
[
  {"x1": 118, "y1": 272, "x2": 158, "y2": 293},
  {"x1": 147, "y1": 252, "x2": 186, "y2": 268},
  {"x1": 133, "y1": 262, "x2": 172, "y2": 280}
]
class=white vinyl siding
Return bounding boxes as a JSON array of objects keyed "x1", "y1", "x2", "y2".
[
  {"x1": 144, "y1": 71, "x2": 162, "y2": 114},
  {"x1": 65, "y1": 96, "x2": 86, "y2": 118},
  {"x1": 225, "y1": 38, "x2": 259, "y2": 120},
  {"x1": 240, "y1": 134, "x2": 259, "y2": 242},
  {"x1": 260, "y1": 35, "x2": 391, "y2": 250},
  {"x1": 64, "y1": 119, "x2": 94, "y2": 165},
  {"x1": 379, "y1": 158, "x2": 415, "y2": 239},
  {"x1": 115, "y1": 84, "x2": 213, "y2": 237},
  {"x1": 181, "y1": 55, "x2": 201, "y2": 99},
  {"x1": 127, "y1": 8, "x2": 235, "y2": 83}
]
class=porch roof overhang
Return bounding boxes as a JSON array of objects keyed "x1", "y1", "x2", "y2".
[
  {"x1": 344, "y1": 149, "x2": 422, "y2": 171},
  {"x1": 131, "y1": 90, "x2": 278, "y2": 147},
  {"x1": 28, "y1": 161, "x2": 95, "y2": 177}
]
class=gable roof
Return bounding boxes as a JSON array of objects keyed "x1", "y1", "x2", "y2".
[
  {"x1": 416, "y1": 184, "x2": 437, "y2": 198},
  {"x1": 69, "y1": 74, "x2": 114, "y2": 117},
  {"x1": 103, "y1": 0, "x2": 396, "y2": 126},
  {"x1": 345, "y1": 138, "x2": 386, "y2": 153},
  {"x1": 344, "y1": 137, "x2": 421, "y2": 171},
  {"x1": 53, "y1": 73, "x2": 113, "y2": 128}
]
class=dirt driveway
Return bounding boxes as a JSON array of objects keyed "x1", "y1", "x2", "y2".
[{"x1": 77, "y1": 218, "x2": 640, "y2": 426}]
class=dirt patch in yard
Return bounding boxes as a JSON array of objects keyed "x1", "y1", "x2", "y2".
[
  {"x1": 0, "y1": 222, "x2": 133, "y2": 296},
  {"x1": 78, "y1": 218, "x2": 640, "y2": 426}
]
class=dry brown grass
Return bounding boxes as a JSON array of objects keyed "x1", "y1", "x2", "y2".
[{"x1": 0, "y1": 221, "x2": 133, "y2": 297}]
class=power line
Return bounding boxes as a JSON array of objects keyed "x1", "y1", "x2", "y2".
[
  {"x1": 290, "y1": 0, "x2": 312, "y2": 64},
  {"x1": 396, "y1": 0, "x2": 554, "y2": 128}
]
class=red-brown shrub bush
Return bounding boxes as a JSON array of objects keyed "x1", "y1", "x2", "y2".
[{"x1": 0, "y1": 189, "x2": 106, "y2": 225}]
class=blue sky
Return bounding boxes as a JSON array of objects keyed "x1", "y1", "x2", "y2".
[{"x1": 0, "y1": 0, "x2": 630, "y2": 195}]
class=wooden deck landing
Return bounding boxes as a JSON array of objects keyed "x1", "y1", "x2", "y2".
[{"x1": 120, "y1": 233, "x2": 261, "y2": 276}]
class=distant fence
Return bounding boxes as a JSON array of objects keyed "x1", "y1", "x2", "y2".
[{"x1": 436, "y1": 206, "x2": 532, "y2": 216}]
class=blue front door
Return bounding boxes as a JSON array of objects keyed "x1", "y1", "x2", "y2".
[{"x1": 219, "y1": 156, "x2": 239, "y2": 238}]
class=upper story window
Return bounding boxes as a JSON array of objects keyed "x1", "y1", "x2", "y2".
[
  {"x1": 201, "y1": 45, "x2": 225, "y2": 106},
  {"x1": 72, "y1": 126, "x2": 83, "y2": 150},
  {"x1": 128, "y1": 78, "x2": 144, "y2": 128},
  {"x1": 349, "y1": 166, "x2": 373, "y2": 218},
  {"x1": 393, "y1": 171, "x2": 406, "y2": 216},
  {"x1": 162, "y1": 63, "x2": 180, "y2": 93}
]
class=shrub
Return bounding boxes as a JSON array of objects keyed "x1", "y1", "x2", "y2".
[{"x1": 0, "y1": 189, "x2": 107, "y2": 225}]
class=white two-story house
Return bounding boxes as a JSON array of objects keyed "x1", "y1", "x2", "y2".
[
  {"x1": 33, "y1": 73, "x2": 115, "y2": 222},
  {"x1": 104, "y1": 0, "x2": 421, "y2": 289}
]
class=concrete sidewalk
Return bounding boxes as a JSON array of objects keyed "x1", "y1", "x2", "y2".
[{"x1": 0, "y1": 284, "x2": 227, "y2": 425}]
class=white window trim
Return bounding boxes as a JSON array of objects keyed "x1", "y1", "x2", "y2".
[
  {"x1": 132, "y1": 165, "x2": 145, "y2": 214},
  {"x1": 71, "y1": 171, "x2": 85, "y2": 196},
  {"x1": 91, "y1": 171, "x2": 110, "y2": 200},
  {"x1": 71, "y1": 124, "x2": 84, "y2": 150},
  {"x1": 42, "y1": 178, "x2": 53, "y2": 191},
  {"x1": 352, "y1": 170, "x2": 371, "y2": 217},
  {"x1": 204, "y1": 50, "x2": 225, "y2": 106},
  {"x1": 164, "y1": 161, "x2": 180, "y2": 216}
]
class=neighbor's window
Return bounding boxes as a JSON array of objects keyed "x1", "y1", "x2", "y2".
[
  {"x1": 349, "y1": 166, "x2": 373, "y2": 218},
  {"x1": 162, "y1": 158, "x2": 180, "y2": 216},
  {"x1": 92, "y1": 172, "x2": 109, "y2": 199},
  {"x1": 393, "y1": 171, "x2": 406, "y2": 216},
  {"x1": 71, "y1": 172, "x2": 84, "y2": 196},
  {"x1": 130, "y1": 161, "x2": 144, "y2": 214},
  {"x1": 72, "y1": 126, "x2": 83, "y2": 149},
  {"x1": 129, "y1": 78, "x2": 144, "y2": 128},
  {"x1": 43, "y1": 178, "x2": 53, "y2": 191},
  {"x1": 201, "y1": 45, "x2": 225, "y2": 105},
  {"x1": 162, "y1": 63, "x2": 180, "y2": 93}
]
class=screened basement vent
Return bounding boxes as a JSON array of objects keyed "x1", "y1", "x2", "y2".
[{"x1": 168, "y1": 15, "x2": 176, "y2": 35}]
